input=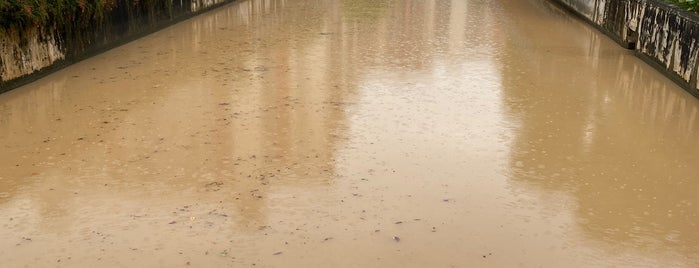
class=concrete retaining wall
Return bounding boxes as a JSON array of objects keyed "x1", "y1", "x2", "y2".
[
  {"x1": 0, "y1": 0, "x2": 235, "y2": 93},
  {"x1": 550, "y1": 0, "x2": 699, "y2": 98}
]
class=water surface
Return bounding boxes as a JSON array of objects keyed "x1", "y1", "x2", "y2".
[{"x1": 1, "y1": 0, "x2": 698, "y2": 267}]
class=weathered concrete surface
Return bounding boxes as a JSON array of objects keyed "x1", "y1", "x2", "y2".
[
  {"x1": 0, "y1": 0, "x2": 233, "y2": 93},
  {"x1": 551, "y1": 0, "x2": 699, "y2": 97},
  {"x1": 0, "y1": 28, "x2": 65, "y2": 83}
]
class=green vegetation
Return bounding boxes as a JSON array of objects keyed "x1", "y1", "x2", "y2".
[
  {"x1": 0, "y1": 0, "x2": 117, "y2": 29},
  {"x1": 0, "y1": 0, "x2": 173, "y2": 30},
  {"x1": 667, "y1": 0, "x2": 699, "y2": 12},
  {"x1": 0, "y1": 0, "x2": 176, "y2": 55}
]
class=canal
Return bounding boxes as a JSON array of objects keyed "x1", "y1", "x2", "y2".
[{"x1": 0, "y1": 0, "x2": 698, "y2": 267}]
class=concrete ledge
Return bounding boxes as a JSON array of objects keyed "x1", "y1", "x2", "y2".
[
  {"x1": 0, "y1": 0, "x2": 236, "y2": 94},
  {"x1": 549, "y1": 0, "x2": 699, "y2": 98}
]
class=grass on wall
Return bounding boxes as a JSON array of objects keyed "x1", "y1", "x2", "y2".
[
  {"x1": 0, "y1": 0, "x2": 118, "y2": 29},
  {"x1": 667, "y1": 0, "x2": 699, "y2": 11},
  {"x1": 0, "y1": 0, "x2": 173, "y2": 30}
]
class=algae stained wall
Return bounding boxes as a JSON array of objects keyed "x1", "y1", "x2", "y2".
[
  {"x1": 552, "y1": 0, "x2": 699, "y2": 97},
  {"x1": 0, "y1": 0, "x2": 235, "y2": 93}
]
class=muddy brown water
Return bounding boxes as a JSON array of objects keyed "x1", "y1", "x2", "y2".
[{"x1": 1, "y1": 0, "x2": 698, "y2": 267}]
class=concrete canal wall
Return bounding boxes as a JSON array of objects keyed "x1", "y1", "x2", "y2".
[
  {"x1": 551, "y1": 0, "x2": 699, "y2": 98},
  {"x1": 0, "y1": 0, "x2": 235, "y2": 93}
]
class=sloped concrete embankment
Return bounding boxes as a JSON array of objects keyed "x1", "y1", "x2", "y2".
[
  {"x1": 0, "y1": 0, "x2": 235, "y2": 93},
  {"x1": 551, "y1": 0, "x2": 699, "y2": 98}
]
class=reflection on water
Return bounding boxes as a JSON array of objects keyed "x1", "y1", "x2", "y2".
[
  {"x1": 190, "y1": 0, "x2": 229, "y2": 12},
  {"x1": 0, "y1": 0, "x2": 698, "y2": 267},
  {"x1": 500, "y1": 0, "x2": 699, "y2": 263},
  {"x1": 0, "y1": 0, "x2": 354, "y2": 265}
]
